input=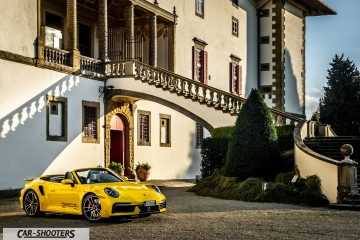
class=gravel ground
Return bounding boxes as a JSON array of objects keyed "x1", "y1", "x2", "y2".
[{"x1": 1, "y1": 181, "x2": 360, "y2": 240}]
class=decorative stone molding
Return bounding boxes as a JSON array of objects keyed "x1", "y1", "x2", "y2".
[
  {"x1": 105, "y1": 60, "x2": 303, "y2": 125},
  {"x1": 104, "y1": 99, "x2": 136, "y2": 178}
]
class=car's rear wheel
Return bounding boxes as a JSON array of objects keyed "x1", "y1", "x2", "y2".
[
  {"x1": 82, "y1": 194, "x2": 101, "y2": 222},
  {"x1": 23, "y1": 190, "x2": 42, "y2": 217}
]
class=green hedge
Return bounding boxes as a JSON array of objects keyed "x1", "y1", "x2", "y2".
[
  {"x1": 211, "y1": 126, "x2": 234, "y2": 138},
  {"x1": 276, "y1": 125, "x2": 295, "y2": 152},
  {"x1": 200, "y1": 137, "x2": 229, "y2": 178},
  {"x1": 190, "y1": 171, "x2": 329, "y2": 207}
]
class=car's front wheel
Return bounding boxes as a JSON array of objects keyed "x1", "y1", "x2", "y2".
[
  {"x1": 82, "y1": 194, "x2": 102, "y2": 222},
  {"x1": 23, "y1": 190, "x2": 42, "y2": 217}
]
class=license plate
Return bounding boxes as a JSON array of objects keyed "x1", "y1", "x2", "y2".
[{"x1": 143, "y1": 200, "x2": 156, "y2": 207}]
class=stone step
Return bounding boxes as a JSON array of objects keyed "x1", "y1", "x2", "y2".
[{"x1": 329, "y1": 203, "x2": 360, "y2": 211}]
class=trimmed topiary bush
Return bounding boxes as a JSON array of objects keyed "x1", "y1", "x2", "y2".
[
  {"x1": 260, "y1": 182, "x2": 298, "y2": 204},
  {"x1": 200, "y1": 137, "x2": 229, "y2": 178},
  {"x1": 224, "y1": 89, "x2": 280, "y2": 181},
  {"x1": 211, "y1": 126, "x2": 234, "y2": 138},
  {"x1": 234, "y1": 178, "x2": 263, "y2": 201}
]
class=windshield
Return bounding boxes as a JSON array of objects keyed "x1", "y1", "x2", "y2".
[{"x1": 75, "y1": 169, "x2": 123, "y2": 184}]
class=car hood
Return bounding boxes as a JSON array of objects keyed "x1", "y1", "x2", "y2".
[{"x1": 85, "y1": 182, "x2": 164, "y2": 202}]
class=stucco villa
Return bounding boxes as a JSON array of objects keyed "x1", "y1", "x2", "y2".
[{"x1": 0, "y1": 0, "x2": 336, "y2": 193}]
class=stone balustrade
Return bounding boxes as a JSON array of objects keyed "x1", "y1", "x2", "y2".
[
  {"x1": 80, "y1": 55, "x2": 103, "y2": 73},
  {"x1": 105, "y1": 60, "x2": 303, "y2": 125},
  {"x1": 43, "y1": 47, "x2": 70, "y2": 66}
]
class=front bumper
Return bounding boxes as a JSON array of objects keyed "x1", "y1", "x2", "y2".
[{"x1": 100, "y1": 198, "x2": 167, "y2": 218}]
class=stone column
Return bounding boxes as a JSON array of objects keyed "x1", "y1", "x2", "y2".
[
  {"x1": 149, "y1": 13, "x2": 157, "y2": 67},
  {"x1": 125, "y1": 1, "x2": 135, "y2": 59},
  {"x1": 98, "y1": 0, "x2": 109, "y2": 61},
  {"x1": 65, "y1": 0, "x2": 80, "y2": 68},
  {"x1": 36, "y1": 0, "x2": 45, "y2": 66},
  {"x1": 337, "y1": 144, "x2": 359, "y2": 203}
]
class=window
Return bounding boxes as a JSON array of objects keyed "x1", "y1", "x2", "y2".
[
  {"x1": 138, "y1": 110, "x2": 151, "y2": 146},
  {"x1": 230, "y1": 55, "x2": 242, "y2": 95},
  {"x1": 45, "y1": 12, "x2": 64, "y2": 49},
  {"x1": 79, "y1": 23, "x2": 92, "y2": 57},
  {"x1": 260, "y1": 63, "x2": 270, "y2": 71},
  {"x1": 160, "y1": 114, "x2": 171, "y2": 147},
  {"x1": 46, "y1": 95, "x2": 67, "y2": 141},
  {"x1": 82, "y1": 101, "x2": 100, "y2": 143},
  {"x1": 192, "y1": 38, "x2": 208, "y2": 84},
  {"x1": 261, "y1": 85, "x2": 272, "y2": 93},
  {"x1": 259, "y1": 9, "x2": 270, "y2": 17},
  {"x1": 260, "y1": 36, "x2": 270, "y2": 44},
  {"x1": 232, "y1": 17, "x2": 239, "y2": 37},
  {"x1": 195, "y1": 0, "x2": 204, "y2": 18},
  {"x1": 195, "y1": 122, "x2": 204, "y2": 149}
]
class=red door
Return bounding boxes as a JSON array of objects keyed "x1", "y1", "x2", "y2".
[{"x1": 110, "y1": 130, "x2": 124, "y2": 166}]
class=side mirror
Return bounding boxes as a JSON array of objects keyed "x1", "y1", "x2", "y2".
[
  {"x1": 61, "y1": 179, "x2": 74, "y2": 186},
  {"x1": 122, "y1": 176, "x2": 128, "y2": 182}
]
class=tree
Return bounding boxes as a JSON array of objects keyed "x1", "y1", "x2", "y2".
[
  {"x1": 319, "y1": 54, "x2": 360, "y2": 136},
  {"x1": 224, "y1": 89, "x2": 280, "y2": 181}
]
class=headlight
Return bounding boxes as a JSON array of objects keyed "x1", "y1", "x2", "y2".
[
  {"x1": 104, "y1": 188, "x2": 119, "y2": 198},
  {"x1": 152, "y1": 185, "x2": 161, "y2": 194}
]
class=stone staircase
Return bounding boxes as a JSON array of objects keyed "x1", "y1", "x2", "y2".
[{"x1": 304, "y1": 136, "x2": 360, "y2": 209}]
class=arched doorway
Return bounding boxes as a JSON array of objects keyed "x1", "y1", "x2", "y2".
[{"x1": 110, "y1": 114, "x2": 128, "y2": 169}]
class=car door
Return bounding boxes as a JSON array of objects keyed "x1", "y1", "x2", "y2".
[
  {"x1": 46, "y1": 175, "x2": 81, "y2": 213},
  {"x1": 52, "y1": 183, "x2": 81, "y2": 213}
]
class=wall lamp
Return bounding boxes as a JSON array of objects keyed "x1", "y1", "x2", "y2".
[{"x1": 99, "y1": 85, "x2": 114, "y2": 97}]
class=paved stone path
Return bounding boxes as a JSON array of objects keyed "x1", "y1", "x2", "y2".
[{"x1": 0, "y1": 181, "x2": 360, "y2": 239}]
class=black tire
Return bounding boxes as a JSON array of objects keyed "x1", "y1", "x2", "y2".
[
  {"x1": 23, "y1": 190, "x2": 42, "y2": 217},
  {"x1": 82, "y1": 194, "x2": 102, "y2": 222}
]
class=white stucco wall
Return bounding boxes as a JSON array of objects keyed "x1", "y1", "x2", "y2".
[
  {"x1": 0, "y1": 0, "x2": 37, "y2": 58},
  {"x1": 134, "y1": 100, "x2": 210, "y2": 180},
  {"x1": 284, "y1": 2, "x2": 304, "y2": 115},
  {"x1": 0, "y1": 60, "x2": 105, "y2": 190},
  {"x1": 146, "y1": 0, "x2": 257, "y2": 97}
]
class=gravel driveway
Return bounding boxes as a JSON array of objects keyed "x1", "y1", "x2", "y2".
[{"x1": 1, "y1": 181, "x2": 360, "y2": 240}]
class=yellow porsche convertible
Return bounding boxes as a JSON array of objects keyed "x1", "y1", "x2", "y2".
[{"x1": 20, "y1": 167, "x2": 166, "y2": 221}]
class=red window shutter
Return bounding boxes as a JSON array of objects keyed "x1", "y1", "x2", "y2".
[
  {"x1": 230, "y1": 63, "x2": 236, "y2": 93},
  {"x1": 203, "y1": 51, "x2": 208, "y2": 85},
  {"x1": 237, "y1": 65, "x2": 242, "y2": 95},
  {"x1": 192, "y1": 46, "x2": 198, "y2": 81}
]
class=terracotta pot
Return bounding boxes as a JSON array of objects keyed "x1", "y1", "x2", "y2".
[{"x1": 136, "y1": 167, "x2": 150, "y2": 182}]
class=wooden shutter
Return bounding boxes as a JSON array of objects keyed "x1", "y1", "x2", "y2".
[
  {"x1": 237, "y1": 65, "x2": 242, "y2": 95},
  {"x1": 230, "y1": 63, "x2": 235, "y2": 93},
  {"x1": 192, "y1": 46, "x2": 198, "y2": 81},
  {"x1": 203, "y1": 50, "x2": 208, "y2": 85}
]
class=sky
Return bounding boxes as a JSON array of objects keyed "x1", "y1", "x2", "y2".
[{"x1": 305, "y1": 0, "x2": 360, "y2": 118}]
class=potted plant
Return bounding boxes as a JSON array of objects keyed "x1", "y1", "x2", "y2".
[
  {"x1": 135, "y1": 162, "x2": 151, "y2": 182},
  {"x1": 108, "y1": 162, "x2": 124, "y2": 176}
]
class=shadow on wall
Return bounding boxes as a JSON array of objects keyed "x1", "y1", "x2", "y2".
[
  {"x1": 284, "y1": 49, "x2": 302, "y2": 115},
  {"x1": 181, "y1": 132, "x2": 201, "y2": 179},
  {"x1": 0, "y1": 75, "x2": 103, "y2": 189},
  {"x1": 238, "y1": 0, "x2": 258, "y2": 97}
]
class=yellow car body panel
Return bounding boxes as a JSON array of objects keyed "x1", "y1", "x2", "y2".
[{"x1": 20, "y1": 168, "x2": 166, "y2": 220}]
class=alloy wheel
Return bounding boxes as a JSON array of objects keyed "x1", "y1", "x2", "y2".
[
  {"x1": 82, "y1": 194, "x2": 101, "y2": 221},
  {"x1": 24, "y1": 190, "x2": 40, "y2": 216}
]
